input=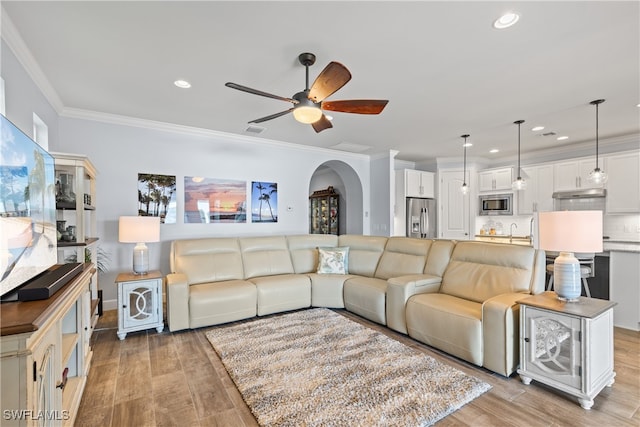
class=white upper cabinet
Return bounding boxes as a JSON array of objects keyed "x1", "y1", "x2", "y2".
[
  {"x1": 554, "y1": 159, "x2": 604, "y2": 191},
  {"x1": 517, "y1": 164, "x2": 554, "y2": 215},
  {"x1": 605, "y1": 151, "x2": 640, "y2": 213},
  {"x1": 404, "y1": 169, "x2": 434, "y2": 198},
  {"x1": 478, "y1": 167, "x2": 513, "y2": 192}
]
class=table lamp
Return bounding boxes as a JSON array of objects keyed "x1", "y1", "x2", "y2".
[
  {"x1": 537, "y1": 211, "x2": 603, "y2": 301},
  {"x1": 118, "y1": 216, "x2": 160, "y2": 275}
]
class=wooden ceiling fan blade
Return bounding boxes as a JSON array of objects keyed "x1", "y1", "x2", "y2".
[
  {"x1": 311, "y1": 115, "x2": 333, "y2": 133},
  {"x1": 322, "y1": 99, "x2": 389, "y2": 114},
  {"x1": 249, "y1": 108, "x2": 293, "y2": 124},
  {"x1": 308, "y1": 62, "x2": 352, "y2": 103},
  {"x1": 225, "y1": 82, "x2": 297, "y2": 104}
]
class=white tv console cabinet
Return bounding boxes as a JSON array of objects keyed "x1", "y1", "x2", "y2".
[{"x1": 0, "y1": 265, "x2": 96, "y2": 426}]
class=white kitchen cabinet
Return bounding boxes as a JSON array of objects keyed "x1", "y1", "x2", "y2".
[
  {"x1": 403, "y1": 169, "x2": 434, "y2": 198},
  {"x1": 0, "y1": 267, "x2": 95, "y2": 426},
  {"x1": 554, "y1": 159, "x2": 604, "y2": 191},
  {"x1": 478, "y1": 167, "x2": 513, "y2": 192},
  {"x1": 395, "y1": 169, "x2": 435, "y2": 236},
  {"x1": 605, "y1": 151, "x2": 640, "y2": 213},
  {"x1": 518, "y1": 164, "x2": 554, "y2": 214}
]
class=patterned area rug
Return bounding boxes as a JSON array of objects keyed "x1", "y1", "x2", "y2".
[{"x1": 206, "y1": 308, "x2": 491, "y2": 426}]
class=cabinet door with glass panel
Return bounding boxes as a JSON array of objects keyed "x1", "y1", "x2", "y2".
[{"x1": 309, "y1": 186, "x2": 339, "y2": 235}]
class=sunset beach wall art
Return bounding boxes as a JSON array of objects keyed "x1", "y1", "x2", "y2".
[{"x1": 184, "y1": 177, "x2": 246, "y2": 223}]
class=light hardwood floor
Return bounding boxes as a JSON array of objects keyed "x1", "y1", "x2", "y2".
[{"x1": 76, "y1": 309, "x2": 639, "y2": 426}]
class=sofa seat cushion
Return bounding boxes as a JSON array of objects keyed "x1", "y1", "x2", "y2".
[
  {"x1": 249, "y1": 274, "x2": 311, "y2": 316},
  {"x1": 406, "y1": 293, "x2": 483, "y2": 366},
  {"x1": 189, "y1": 280, "x2": 257, "y2": 328},
  {"x1": 307, "y1": 273, "x2": 356, "y2": 308},
  {"x1": 343, "y1": 276, "x2": 388, "y2": 325}
]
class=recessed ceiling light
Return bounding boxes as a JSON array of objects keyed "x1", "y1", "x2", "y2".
[
  {"x1": 174, "y1": 79, "x2": 191, "y2": 89},
  {"x1": 463, "y1": 142, "x2": 473, "y2": 147},
  {"x1": 531, "y1": 126, "x2": 545, "y2": 131},
  {"x1": 557, "y1": 136, "x2": 569, "y2": 141},
  {"x1": 489, "y1": 148, "x2": 500, "y2": 153},
  {"x1": 493, "y1": 12, "x2": 520, "y2": 29}
]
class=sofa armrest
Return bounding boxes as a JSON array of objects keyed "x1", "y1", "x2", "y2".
[
  {"x1": 386, "y1": 274, "x2": 441, "y2": 334},
  {"x1": 166, "y1": 273, "x2": 190, "y2": 332},
  {"x1": 482, "y1": 292, "x2": 532, "y2": 376}
]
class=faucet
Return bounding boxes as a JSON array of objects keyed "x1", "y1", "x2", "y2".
[
  {"x1": 530, "y1": 217, "x2": 534, "y2": 240},
  {"x1": 510, "y1": 223, "x2": 518, "y2": 243}
]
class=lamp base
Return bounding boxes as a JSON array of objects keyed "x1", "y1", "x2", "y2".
[
  {"x1": 553, "y1": 251, "x2": 581, "y2": 302},
  {"x1": 132, "y1": 242, "x2": 149, "y2": 275}
]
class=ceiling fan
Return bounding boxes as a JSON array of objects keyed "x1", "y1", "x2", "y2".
[{"x1": 225, "y1": 52, "x2": 388, "y2": 133}]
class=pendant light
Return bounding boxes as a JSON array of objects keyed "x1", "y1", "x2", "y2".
[
  {"x1": 512, "y1": 120, "x2": 527, "y2": 191},
  {"x1": 587, "y1": 99, "x2": 607, "y2": 185},
  {"x1": 460, "y1": 134, "x2": 470, "y2": 195}
]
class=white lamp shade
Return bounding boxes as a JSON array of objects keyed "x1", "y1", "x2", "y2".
[
  {"x1": 537, "y1": 211, "x2": 603, "y2": 253},
  {"x1": 119, "y1": 216, "x2": 160, "y2": 275},
  {"x1": 118, "y1": 216, "x2": 160, "y2": 243}
]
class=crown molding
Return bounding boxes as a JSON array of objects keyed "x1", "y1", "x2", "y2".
[
  {"x1": 488, "y1": 132, "x2": 640, "y2": 168},
  {"x1": 1, "y1": 7, "x2": 64, "y2": 112},
  {"x1": 60, "y1": 107, "x2": 371, "y2": 160}
]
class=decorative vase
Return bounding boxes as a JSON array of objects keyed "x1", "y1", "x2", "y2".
[{"x1": 554, "y1": 252, "x2": 581, "y2": 301}]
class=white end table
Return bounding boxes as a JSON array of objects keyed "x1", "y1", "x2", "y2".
[
  {"x1": 518, "y1": 291, "x2": 616, "y2": 409},
  {"x1": 115, "y1": 271, "x2": 164, "y2": 340}
]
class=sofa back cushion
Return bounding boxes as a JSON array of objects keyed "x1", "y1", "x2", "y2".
[
  {"x1": 337, "y1": 235, "x2": 387, "y2": 277},
  {"x1": 424, "y1": 240, "x2": 456, "y2": 276},
  {"x1": 374, "y1": 237, "x2": 432, "y2": 280},
  {"x1": 287, "y1": 234, "x2": 339, "y2": 273},
  {"x1": 170, "y1": 238, "x2": 244, "y2": 285},
  {"x1": 240, "y1": 236, "x2": 294, "y2": 279},
  {"x1": 440, "y1": 241, "x2": 536, "y2": 303}
]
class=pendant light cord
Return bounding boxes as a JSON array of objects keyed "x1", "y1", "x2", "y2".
[
  {"x1": 461, "y1": 134, "x2": 469, "y2": 185},
  {"x1": 463, "y1": 138, "x2": 467, "y2": 184},
  {"x1": 517, "y1": 121, "x2": 521, "y2": 178},
  {"x1": 590, "y1": 99, "x2": 605, "y2": 170},
  {"x1": 513, "y1": 120, "x2": 525, "y2": 180},
  {"x1": 595, "y1": 101, "x2": 599, "y2": 168}
]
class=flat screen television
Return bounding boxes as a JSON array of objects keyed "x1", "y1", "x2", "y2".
[{"x1": 0, "y1": 113, "x2": 57, "y2": 299}]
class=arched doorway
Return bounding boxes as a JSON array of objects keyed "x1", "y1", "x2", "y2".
[{"x1": 309, "y1": 161, "x2": 363, "y2": 234}]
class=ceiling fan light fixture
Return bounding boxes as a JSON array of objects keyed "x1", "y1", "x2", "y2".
[{"x1": 293, "y1": 105, "x2": 323, "y2": 124}]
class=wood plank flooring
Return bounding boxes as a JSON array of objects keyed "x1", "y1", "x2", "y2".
[{"x1": 76, "y1": 309, "x2": 639, "y2": 426}]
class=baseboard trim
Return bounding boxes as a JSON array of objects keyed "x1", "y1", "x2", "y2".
[{"x1": 102, "y1": 298, "x2": 117, "y2": 311}]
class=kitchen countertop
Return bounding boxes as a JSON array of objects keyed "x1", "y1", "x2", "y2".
[
  {"x1": 603, "y1": 240, "x2": 640, "y2": 253},
  {"x1": 474, "y1": 236, "x2": 640, "y2": 253}
]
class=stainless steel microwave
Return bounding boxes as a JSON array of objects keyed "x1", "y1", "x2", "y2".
[{"x1": 479, "y1": 193, "x2": 513, "y2": 215}]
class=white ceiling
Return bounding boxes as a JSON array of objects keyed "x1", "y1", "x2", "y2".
[{"x1": 2, "y1": 1, "x2": 639, "y2": 162}]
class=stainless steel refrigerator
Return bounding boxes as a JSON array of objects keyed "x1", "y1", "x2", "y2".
[{"x1": 406, "y1": 198, "x2": 436, "y2": 238}]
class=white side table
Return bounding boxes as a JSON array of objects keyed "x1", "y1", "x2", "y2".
[
  {"x1": 518, "y1": 291, "x2": 616, "y2": 409},
  {"x1": 115, "y1": 271, "x2": 164, "y2": 340}
]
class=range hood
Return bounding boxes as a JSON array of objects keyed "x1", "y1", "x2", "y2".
[{"x1": 552, "y1": 188, "x2": 607, "y2": 199}]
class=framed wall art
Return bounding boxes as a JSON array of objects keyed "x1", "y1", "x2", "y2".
[
  {"x1": 251, "y1": 181, "x2": 278, "y2": 223},
  {"x1": 184, "y1": 177, "x2": 246, "y2": 223},
  {"x1": 138, "y1": 173, "x2": 177, "y2": 223}
]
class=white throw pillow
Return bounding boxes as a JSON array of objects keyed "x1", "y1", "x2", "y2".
[{"x1": 317, "y1": 247, "x2": 349, "y2": 274}]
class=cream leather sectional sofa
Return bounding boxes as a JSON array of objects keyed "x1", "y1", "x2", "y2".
[{"x1": 167, "y1": 234, "x2": 545, "y2": 376}]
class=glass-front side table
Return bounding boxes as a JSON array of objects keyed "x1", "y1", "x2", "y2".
[
  {"x1": 518, "y1": 291, "x2": 616, "y2": 409},
  {"x1": 115, "y1": 271, "x2": 164, "y2": 340}
]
